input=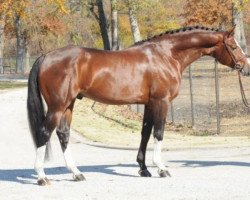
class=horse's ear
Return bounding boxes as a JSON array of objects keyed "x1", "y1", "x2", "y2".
[{"x1": 227, "y1": 26, "x2": 236, "y2": 37}]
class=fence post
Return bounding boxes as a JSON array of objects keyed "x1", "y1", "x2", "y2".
[
  {"x1": 0, "y1": 57, "x2": 3, "y2": 73},
  {"x1": 170, "y1": 102, "x2": 174, "y2": 123},
  {"x1": 214, "y1": 59, "x2": 220, "y2": 134},
  {"x1": 189, "y1": 65, "x2": 195, "y2": 127}
]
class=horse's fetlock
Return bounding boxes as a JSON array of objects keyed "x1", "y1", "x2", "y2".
[{"x1": 137, "y1": 151, "x2": 144, "y2": 163}]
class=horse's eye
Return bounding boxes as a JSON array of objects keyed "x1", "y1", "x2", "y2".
[
  {"x1": 230, "y1": 45, "x2": 237, "y2": 50},
  {"x1": 225, "y1": 39, "x2": 237, "y2": 50}
]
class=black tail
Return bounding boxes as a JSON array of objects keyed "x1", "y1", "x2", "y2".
[
  {"x1": 27, "y1": 55, "x2": 45, "y2": 148},
  {"x1": 27, "y1": 54, "x2": 55, "y2": 161}
]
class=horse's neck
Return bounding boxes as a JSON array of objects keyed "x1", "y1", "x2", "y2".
[{"x1": 159, "y1": 32, "x2": 221, "y2": 72}]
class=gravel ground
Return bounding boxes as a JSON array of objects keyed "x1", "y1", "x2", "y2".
[{"x1": 0, "y1": 89, "x2": 250, "y2": 200}]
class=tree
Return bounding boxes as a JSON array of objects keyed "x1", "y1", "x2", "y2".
[
  {"x1": 48, "y1": 0, "x2": 69, "y2": 13},
  {"x1": 120, "y1": 0, "x2": 181, "y2": 44},
  {"x1": 0, "y1": 0, "x2": 69, "y2": 73},
  {"x1": 183, "y1": 0, "x2": 232, "y2": 28},
  {"x1": 233, "y1": 0, "x2": 248, "y2": 53},
  {"x1": 0, "y1": 0, "x2": 30, "y2": 73},
  {"x1": 27, "y1": 0, "x2": 68, "y2": 52},
  {"x1": 183, "y1": 0, "x2": 249, "y2": 52},
  {"x1": 126, "y1": 0, "x2": 141, "y2": 42},
  {"x1": 90, "y1": 0, "x2": 111, "y2": 50},
  {"x1": 0, "y1": 16, "x2": 5, "y2": 73},
  {"x1": 111, "y1": 0, "x2": 119, "y2": 50},
  {"x1": 15, "y1": 14, "x2": 27, "y2": 73},
  {"x1": 0, "y1": 0, "x2": 11, "y2": 73}
]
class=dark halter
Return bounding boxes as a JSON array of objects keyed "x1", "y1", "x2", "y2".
[
  {"x1": 223, "y1": 41, "x2": 245, "y2": 72},
  {"x1": 223, "y1": 40, "x2": 250, "y2": 108}
]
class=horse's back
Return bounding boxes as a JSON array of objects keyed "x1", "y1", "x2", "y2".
[{"x1": 76, "y1": 47, "x2": 153, "y2": 104}]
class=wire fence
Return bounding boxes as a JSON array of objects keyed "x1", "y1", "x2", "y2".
[
  {"x1": 170, "y1": 57, "x2": 250, "y2": 135},
  {"x1": 0, "y1": 56, "x2": 37, "y2": 74}
]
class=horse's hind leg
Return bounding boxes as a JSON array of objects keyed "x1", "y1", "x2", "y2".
[
  {"x1": 35, "y1": 145, "x2": 48, "y2": 185},
  {"x1": 56, "y1": 102, "x2": 85, "y2": 181},
  {"x1": 137, "y1": 105, "x2": 153, "y2": 177},
  {"x1": 35, "y1": 109, "x2": 63, "y2": 185}
]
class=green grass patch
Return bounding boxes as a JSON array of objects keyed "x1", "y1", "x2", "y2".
[
  {"x1": 71, "y1": 99, "x2": 250, "y2": 148},
  {"x1": 72, "y1": 99, "x2": 143, "y2": 145},
  {"x1": 0, "y1": 81, "x2": 27, "y2": 90}
]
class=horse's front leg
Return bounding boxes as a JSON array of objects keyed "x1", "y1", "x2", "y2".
[
  {"x1": 137, "y1": 105, "x2": 153, "y2": 177},
  {"x1": 152, "y1": 99, "x2": 171, "y2": 178}
]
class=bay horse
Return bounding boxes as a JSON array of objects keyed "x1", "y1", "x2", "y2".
[{"x1": 27, "y1": 26, "x2": 250, "y2": 185}]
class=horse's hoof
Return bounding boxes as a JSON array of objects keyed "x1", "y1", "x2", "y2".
[
  {"x1": 138, "y1": 169, "x2": 152, "y2": 177},
  {"x1": 37, "y1": 177, "x2": 51, "y2": 186},
  {"x1": 73, "y1": 174, "x2": 86, "y2": 181},
  {"x1": 158, "y1": 169, "x2": 171, "y2": 178}
]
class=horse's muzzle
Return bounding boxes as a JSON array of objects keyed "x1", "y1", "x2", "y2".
[
  {"x1": 241, "y1": 67, "x2": 250, "y2": 76},
  {"x1": 241, "y1": 58, "x2": 250, "y2": 76}
]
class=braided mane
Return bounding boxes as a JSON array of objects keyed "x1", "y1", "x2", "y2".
[{"x1": 134, "y1": 26, "x2": 220, "y2": 46}]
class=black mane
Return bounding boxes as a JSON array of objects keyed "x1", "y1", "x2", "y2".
[{"x1": 134, "y1": 26, "x2": 221, "y2": 46}]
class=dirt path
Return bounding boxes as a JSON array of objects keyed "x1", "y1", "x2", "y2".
[{"x1": 0, "y1": 89, "x2": 250, "y2": 200}]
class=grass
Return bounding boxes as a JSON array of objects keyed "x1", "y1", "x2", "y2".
[
  {"x1": 0, "y1": 81, "x2": 27, "y2": 90},
  {"x1": 72, "y1": 99, "x2": 143, "y2": 146},
  {"x1": 71, "y1": 98, "x2": 250, "y2": 149}
]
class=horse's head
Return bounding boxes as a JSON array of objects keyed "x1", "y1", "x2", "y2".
[{"x1": 215, "y1": 27, "x2": 250, "y2": 76}]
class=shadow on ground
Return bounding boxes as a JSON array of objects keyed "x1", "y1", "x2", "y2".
[
  {"x1": 1, "y1": 160, "x2": 250, "y2": 185},
  {"x1": 0, "y1": 164, "x2": 138, "y2": 185},
  {"x1": 169, "y1": 160, "x2": 250, "y2": 168}
]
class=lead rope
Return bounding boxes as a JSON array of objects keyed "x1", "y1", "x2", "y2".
[
  {"x1": 238, "y1": 71, "x2": 250, "y2": 108},
  {"x1": 223, "y1": 42, "x2": 250, "y2": 108}
]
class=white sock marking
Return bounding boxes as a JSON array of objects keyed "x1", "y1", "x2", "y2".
[
  {"x1": 34, "y1": 145, "x2": 46, "y2": 180},
  {"x1": 153, "y1": 138, "x2": 167, "y2": 170},
  {"x1": 64, "y1": 147, "x2": 81, "y2": 176}
]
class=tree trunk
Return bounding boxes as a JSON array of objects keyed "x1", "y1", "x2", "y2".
[
  {"x1": 0, "y1": 17, "x2": 4, "y2": 73},
  {"x1": 232, "y1": 1, "x2": 247, "y2": 54},
  {"x1": 25, "y1": 49, "x2": 30, "y2": 74},
  {"x1": 97, "y1": 0, "x2": 111, "y2": 50},
  {"x1": 111, "y1": 0, "x2": 119, "y2": 50},
  {"x1": 15, "y1": 14, "x2": 26, "y2": 74},
  {"x1": 127, "y1": 0, "x2": 141, "y2": 43}
]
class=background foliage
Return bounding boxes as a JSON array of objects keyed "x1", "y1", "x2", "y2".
[{"x1": 0, "y1": 0, "x2": 249, "y2": 57}]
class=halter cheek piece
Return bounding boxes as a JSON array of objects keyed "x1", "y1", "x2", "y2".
[
  {"x1": 223, "y1": 40, "x2": 245, "y2": 72},
  {"x1": 223, "y1": 39, "x2": 250, "y2": 108}
]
